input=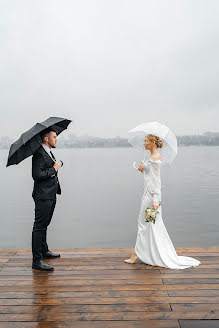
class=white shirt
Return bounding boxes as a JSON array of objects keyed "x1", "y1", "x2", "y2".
[
  {"x1": 41, "y1": 143, "x2": 54, "y2": 161},
  {"x1": 41, "y1": 143, "x2": 58, "y2": 175}
]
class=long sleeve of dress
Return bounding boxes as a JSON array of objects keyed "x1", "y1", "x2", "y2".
[{"x1": 149, "y1": 161, "x2": 161, "y2": 202}]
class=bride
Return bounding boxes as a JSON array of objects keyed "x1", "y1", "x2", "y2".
[{"x1": 124, "y1": 133, "x2": 201, "y2": 270}]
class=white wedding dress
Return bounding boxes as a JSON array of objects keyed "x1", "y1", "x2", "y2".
[{"x1": 134, "y1": 158, "x2": 201, "y2": 270}]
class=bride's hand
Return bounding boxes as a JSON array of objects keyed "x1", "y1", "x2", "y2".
[
  {"x1": 152, "y1": 201, "x2": 159, "y2": 210},
  {"x1": 138, "y1": 161, "x2": 143, "y2": 172}
]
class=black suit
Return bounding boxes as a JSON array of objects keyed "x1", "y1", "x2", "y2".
[{"x1": 31, "y1": 145, "x2": 61, "y2": 262}]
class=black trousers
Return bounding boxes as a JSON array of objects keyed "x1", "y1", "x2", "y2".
[{"x1": 32, "y1": 197, "x2": 56, "y2": 262}]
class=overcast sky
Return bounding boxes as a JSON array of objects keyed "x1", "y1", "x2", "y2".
[{"x1": 0, "y1": 0, "x2": 219, "y2": 139}]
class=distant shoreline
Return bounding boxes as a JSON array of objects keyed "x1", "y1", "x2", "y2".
[
  {"x1": 1, "y1": 132, "x2": 219, "y2": 149},
  {"x1": 1, "y1": 144, "x2": 219, "y2": 150}
]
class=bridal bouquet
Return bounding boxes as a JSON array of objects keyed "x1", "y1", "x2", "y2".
[{"x1": 145, "y1": 202, "x2": 162, "y2": 224}]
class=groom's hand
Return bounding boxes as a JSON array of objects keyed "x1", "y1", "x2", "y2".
[{"x1": 53, "y1": 161, "x2": 62, "y2": 171}]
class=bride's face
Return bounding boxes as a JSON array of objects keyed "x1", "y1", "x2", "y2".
[{"x1": 144, "y1": 136, "x2": 154, "y2": 150}]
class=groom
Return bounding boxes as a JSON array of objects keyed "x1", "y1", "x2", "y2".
[{"x1": 31, "y1": 128, "x2": 62, "y2": 271}]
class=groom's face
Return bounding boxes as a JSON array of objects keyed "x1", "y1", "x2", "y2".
[{"x1": 46, "y1": 131, "x2": 57, "y2": 148}]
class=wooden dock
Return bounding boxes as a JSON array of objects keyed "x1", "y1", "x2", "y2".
[{"x1": 0, "y1": 247, "x2": 219, "y2": 327}]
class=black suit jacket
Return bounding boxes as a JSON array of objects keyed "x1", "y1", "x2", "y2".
[{"x1": 32, "y1": 146, "x2": 61, "y2": 200}]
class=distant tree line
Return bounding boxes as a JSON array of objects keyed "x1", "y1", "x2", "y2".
[{"x1": 177, "y1": 132, "x2": 219, "y2": 146}]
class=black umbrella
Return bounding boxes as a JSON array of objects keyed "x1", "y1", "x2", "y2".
[{"x1": 6, "y1": 117, "x2": 72, "y2": 167}]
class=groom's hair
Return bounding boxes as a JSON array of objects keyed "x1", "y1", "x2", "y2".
[{"x1": 40, "y1": 127, "x2": 57, "y2": 142}]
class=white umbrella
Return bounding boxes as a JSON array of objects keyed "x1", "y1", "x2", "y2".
[{"x1": 128, "y1": 121, "x2": 177, "y2": 164}]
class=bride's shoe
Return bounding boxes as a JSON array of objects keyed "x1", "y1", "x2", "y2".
[{"x1": 124, "y1": 254, "x2": 138, "y2": 264}]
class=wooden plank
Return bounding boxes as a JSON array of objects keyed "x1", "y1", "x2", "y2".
[
  {"x1": 8, "y1": 258, "x2": 138, "y2": 263},
  {"x1": 0, "y1": 297, "x2": 175, "y2": 305},
  {"x1": 1, "y1": 265, "x2": 161, "y2": 271},
  {"x1": 163, "y1": 278, "x2": 219, "y2": 284},
  {"x1": 2, "y1": 296, "x2": 219, "y2": 305},
  {"x1": 176, "y1": 253, "x2": 219, "y2": 256},
  {"x1": 0, "y1": 321, "x2": 180, "y2": 328},
  {"x1": 171, "y1": 303, "x2": 219, "y2": 311},
  {"x1": 0, "y1": 311, "x2": 219, "y2": 320},
  {"x1": 0, "y1": 269, "x2": 161, "y2": 275},
  {"x1": 160, "y1": 268, "x2": 219, "y2": 273},
  {"x1": 1, "y1": 283, "x2": 219, "y2": 292},
  {"x1": 2, "y1": 246, "x2": 218, "y2": 252},
  {"x1": 0, "y1": 274, "x2": 163, "y2": 280},
  {"x1": 7, "y1": 255, "x2": 219, "y2": 262},
  {"x1": 1, "y1": 268, "x2": 219, "y2": 275},
  {"x1": 0, "y1": 270, "x2": 161, "y2": 276},
  {"x1": 0, "y1": 246, "x2": 216, "y2": 253},
  {"x1": 6, "y1": 252, "x2": 219, "y2": 259},
  {"x1": 163, "y1": 264, "x2": 219, "y2": 269},
  {"x1": 157, "y1": 274, "x2": 219, "y2": 278},
  {"x1": 169, "y1": 290, "x2": 219, "y2": 296},
  {"x1": 0, "y1": 290, "x2": 168, "y2": 298},
  {"x1": 1, "y1": 273, "x2": 219, "y2": 280},
  {"x1": 5, "y1": 261, "x2": 137, "y2": 266},
  {"x1": 0, "y1": 303, "x2": 171, "y2": 313},
  {"x1": 7, "y1": 262, "x2": 219, "y2": 268},
  {"x1": 5, "y1": 261, "x2": 219, "y2": 267},
  {"x1": 0, "y1": 278, "x2": 163, "y2": 286}
]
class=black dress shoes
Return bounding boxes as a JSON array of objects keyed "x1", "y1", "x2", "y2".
[
  {"x1": 32, "y1": 259, "x2": 54, "y2": 271},
  {"x1": 42, "y1": 250, "x2": 61, "y2": 259}
]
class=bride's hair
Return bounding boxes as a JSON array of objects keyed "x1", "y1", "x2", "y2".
[{"x1": 147, "y1": 134, "x2": 163, "y2": 149}]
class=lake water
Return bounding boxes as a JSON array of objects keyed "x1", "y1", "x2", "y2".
[{"x1": 0, "y1": 146, "x2": 219, "y2": 249}]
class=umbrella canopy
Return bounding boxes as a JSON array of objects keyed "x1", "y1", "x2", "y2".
[
  {"x1": 6, "y1": 117, "x2": 72, "y2": 167},
  {"x1": 128, "y1": 121, "x2": 177, "y2": 164}
]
